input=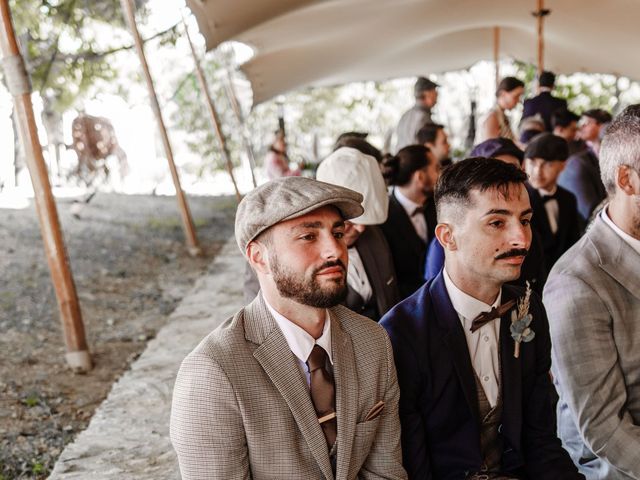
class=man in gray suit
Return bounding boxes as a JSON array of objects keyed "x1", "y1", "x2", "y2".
[
  {"x1": 395, "y1": 76, "x2": 438, "y2": 151},
  {"x1": 544, "y1": 105, "x2": 640, "y2": 479},
  {"x1": 171, "y1": 176, "x2": 406, "y2": 480}
]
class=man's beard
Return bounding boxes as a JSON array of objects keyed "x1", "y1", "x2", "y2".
[{"x1": 270, "y1": 255, "x2": 348, "y2": 308}]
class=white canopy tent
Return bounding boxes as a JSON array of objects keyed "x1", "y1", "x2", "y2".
[{"x1": 185, "y1": 0, "x2": 639, "y2": 105}]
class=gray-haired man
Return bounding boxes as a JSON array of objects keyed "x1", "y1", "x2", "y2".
[
  {"x1": 545, "y1": 105, "x2": 640, "y2": 479},
  {"x1": 171, "y1": 177, "x2": 406, "y2": 480}
]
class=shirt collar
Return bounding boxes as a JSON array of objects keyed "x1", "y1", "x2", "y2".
[
  {"x1": 538, "y1": 185, "x2": 558, "y2": 197},
  {"x1": 601, "y1": 206, "x2": 640, "y2": 256},
  {"x1": 443, "y1": 266, "x2": 501, "y2": 320},
  {"x1": 394, "y1": 188, "x2": 422, "y2": 218},
  {"x1": 263, "y1": 295, "x2": 333, "y2": 364}
]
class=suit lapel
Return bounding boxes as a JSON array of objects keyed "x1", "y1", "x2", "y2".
[
  {"x1": 591, "y1": 215, "x2": 640, "y2": 300},
  {"x1": 247, "y1": 297, "x2": 334, "y2": 479},
  {"x1": 331, "y1": 312, "x2": 358, "y2": 480},
  {"x1": 390, "y1": 190, "x2": 426, "y2": 256},
  {"x1": 430, "y1": 273, "x2": 481, "y2": 425},
  {"x1": 355, "y1": 229, "x2": 384, "y2": 313},
  {"x1": 498, "y1": 286, "x2": 522, "y2": 450}
]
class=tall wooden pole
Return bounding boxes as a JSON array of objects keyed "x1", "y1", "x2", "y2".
[
  {"x1": 533, "y1": 0, "x2": 550, "y2": 76},
  {"x1": 120, "y1": 0, "x2": 201, "y2": 255},
  {"x1": 224, "y1": 69, "x2": 258, "y2": 189},
  {"x1": 220, "y1": 42, "x2": 258, "y2": 189},
  {"x1": 493, "y1": 26, "x2": 500, "y2": 89},
  {"x1": 0, "y1": 0, "x2": 91, "y2": 372},
  {"x1": 181, "y1": 17, "x2": 242, "y2": 202}
]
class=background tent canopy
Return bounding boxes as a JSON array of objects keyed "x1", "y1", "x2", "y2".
[{"x1": 186, "y1": 0, "x2": 639, "y2": 105}]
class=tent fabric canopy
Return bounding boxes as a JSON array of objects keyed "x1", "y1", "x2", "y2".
[{"x1": 186, "y1": 0, "x2": 639, "y2": 105}]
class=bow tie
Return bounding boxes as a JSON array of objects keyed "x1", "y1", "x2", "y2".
[
  {"x1": 470, "y1": 299, "x2": 517, "y2": 333},
  {"x1": 541, "y1": 192, "x2": 558, "y2": 204}
]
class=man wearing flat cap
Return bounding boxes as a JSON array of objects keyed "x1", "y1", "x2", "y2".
[
  {"x1": 170, "y1": 176, "x2": 407, "y2": 480},
  {"x1": 396, "y1": 76, "x2": 439, "y2": 151}
]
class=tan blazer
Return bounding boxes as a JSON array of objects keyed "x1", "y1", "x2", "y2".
[{"x1": 170, "y1": 295, "x2": 406, "y2": 480}]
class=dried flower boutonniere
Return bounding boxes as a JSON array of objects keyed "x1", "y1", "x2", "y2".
[{"x1": 509, "y1": 281, "x2": 535, "y2": 358}]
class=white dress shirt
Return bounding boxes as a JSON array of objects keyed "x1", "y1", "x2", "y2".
[
  {"x1": 394, "y1": 189, "x2": 427, "y2": 243},
  {"x1": 443, "y1": 267, "x2": 501, "y2": 407},
  {"x1": 602, "y1": 205, "x2": 640, "y2": 255},
  {"x1": 264, "y1": 295, "x2": 333, "y2": 387},
  {"x1": 539, "y1": 186, "x2": 559, "y2": 235},
  {"x1": 347, "y1": 247, "x2": 373, "y2": 303}
]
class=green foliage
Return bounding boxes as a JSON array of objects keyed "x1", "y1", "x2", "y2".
[{"x1": 6, "y1": 0, "x2": 152, "y2": 113}]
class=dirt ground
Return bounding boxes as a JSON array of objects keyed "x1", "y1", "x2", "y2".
[{"x1": 0, "y1": 192, "x2": 237, "y2": 479}]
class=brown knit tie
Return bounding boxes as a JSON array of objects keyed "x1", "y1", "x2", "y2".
[{"x1": 306, "y1": 345, "x2": 337, "y2": 448}]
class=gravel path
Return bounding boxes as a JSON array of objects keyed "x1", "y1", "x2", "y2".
[{"x1": 0, "y1": 192, "x2": 236, "y2": 479}]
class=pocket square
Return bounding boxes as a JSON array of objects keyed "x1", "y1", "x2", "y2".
[{"x1": 364, "y1": 400, "x2": 385, "y2": 421}]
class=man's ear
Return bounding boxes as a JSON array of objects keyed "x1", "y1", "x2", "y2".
[
  {"x1": 435, "y1": 223, "x2": 457, "y2": 251},
  {"x1": 246, "y1": 241, "x2": 270, "y2": 274},
  {"x1": 617, "y1": 165, "x2": 640, "y2": 196}
]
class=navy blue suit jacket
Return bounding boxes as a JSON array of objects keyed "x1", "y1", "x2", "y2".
[
  {"x1": 526, "y1": 184, "x2": 582, "y2": 271},
  {"x1": 557, "y1": 147, "x2": 607, "y2": 221},
  {"x1": 522, "y1": 92, "x2": 567, "y2": 131},
  {"x1": 380, "y1": 273, "x2": 582, "y2": 479}
]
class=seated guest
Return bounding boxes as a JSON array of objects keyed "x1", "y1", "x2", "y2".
[
  {"x1": 544, "y1": 106, "x2": 640, "y2": 479},
  {"x1": 518, "y1": 115, "x2": 546, "y2": 146},
  {"x1": 382, "y1": 158, "x2": 582, "y2": 480},
  {"x1": 524, "y1": 133, "x2": 582, "y2": 271},
  {"x1": 417, "y1": 122, "x2": 452, "y2": 169},
  {"x1": 552, "y1": 109, "x2": 583, "y2": 155},
  {"x1": 333, "y1": 132, "x2": 383, "y2": 163},
  {"x1": 424, "y1": 138, "x2": 548, "y2": 293},
  {"x1": 316, "y1": 147, "x2": 400, "y2": 320},
  {"x1": 557, "y1": 109, "x2": 612, "y2": 221},
  {"x1": 380, "y1": 145, "x2": 438, "y2": 299},
  {"x1": 477, "y1": 76, "x2": 525, "y2": 145},
  {"x1": 172, "y1": 177, "x2": 407, "y2": 479},
  {"x1": 522, "y1": 70, "x2": 568, "y2": 131}
]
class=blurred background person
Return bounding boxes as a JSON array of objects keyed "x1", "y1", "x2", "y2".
[{"x1": 395, "y1": 76, "x2": 439, "y2": 151}]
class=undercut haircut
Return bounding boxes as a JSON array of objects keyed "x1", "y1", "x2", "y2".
[
  {"x1": 435, "y1": 157, "x2": 528, "y2": 220},
  {"x1": 417, "y1": 123, "x2": 444, "y2": 145},
  {"x1": 599, "y1": 104, "x2": 640, "y2": 195}
]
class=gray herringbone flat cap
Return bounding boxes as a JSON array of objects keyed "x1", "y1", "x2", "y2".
[{"x1": 235, "y1": 176, "x2": 364, "y2": 256}]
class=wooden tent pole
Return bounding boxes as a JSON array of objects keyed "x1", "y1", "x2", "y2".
[
  {"x1": 181, "y1": 17, "x2": 242, "y2": 202},
  {"x1": 120, "y1": 0, "x2": 201, "y2": 255},
  {"x1": 0, "y1": 0, "x2": 91, "y2": 372},
  {"x1": 533, "y1": 0, "x2": 550, "y2": 76},
  {"x1": 224, "y1": 67, "x2": 258, "y2": 189},
  {"x1": 493, "y1": 26, "x2": 500, "y2": 89}
]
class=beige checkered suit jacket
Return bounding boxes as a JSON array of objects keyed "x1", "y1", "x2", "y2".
[
  {"x1": 544, "y1": 215, "x2": 640, "y2": 479},
  {"x1": 170, "y1": 295, "x2": 406, "y2": 480}
]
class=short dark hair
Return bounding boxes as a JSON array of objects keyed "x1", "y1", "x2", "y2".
[
  {"x1": 381, "y1": 145, "x2": 430, "y2": 186},
  {"x1": 583, "y1": 109, "x2": 613, "y2": 125},
  {"x1": 334, "y1": 136, "x2": 382, "y2": 163},
  {"x1": 435, "y1": 157, "x2": 528, "y2": 218},
  {"x1": 539, "y1": 71, "x2": 556, "y2": 88},
  {"x1": 496, "y1": 76, "x2": 525, "y2": 97},
  {"x1": 416, "y1": 123, "x2": 444, "y2": 145},
  {"x1": 524, "y1": 133, "x2": 569, "y2": 162},
  {"x1": 552, "y1": 109, "x2": 580, "y2": 129}
]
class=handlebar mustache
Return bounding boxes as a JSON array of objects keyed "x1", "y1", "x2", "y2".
[{"x1": 495, "y1": 248, "x2": 529, "y2": 260}]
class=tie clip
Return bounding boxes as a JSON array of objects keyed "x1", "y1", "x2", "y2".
[{"x1": 318, "y1": 412, "x2": 336, "y2": 424}]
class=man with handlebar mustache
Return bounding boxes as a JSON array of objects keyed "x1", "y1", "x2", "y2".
[{"x1": 381, "y1": 158, "x2": 582, "y2": 479}]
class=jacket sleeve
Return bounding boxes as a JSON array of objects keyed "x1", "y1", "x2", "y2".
[
  {"x1": 545, "y1": 273, "x2": 640, "y2": 478},
  {"x1": 382, "y1": 317, "x2": 433, "y2": 480},
  {"x1": 359, "y1": 331, "x2": 409, "y2": 480},
  {"x1": 520, "y1": 294, "x2": 584, "y2": 479},
  {"x1": 170, "y1": 352, "x2": 250, "y2": 480}
]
